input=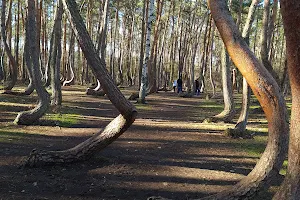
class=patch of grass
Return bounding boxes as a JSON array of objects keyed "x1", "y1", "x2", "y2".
[
  {"x1": 280, "y1": 160, "x2": 288, "y2": 175},
  {"x1": 241, "y1": 138, "x2": 267, "y2": 157},
  {"x1": 44, "y1": 113, "x2": 80, "y2": 127},
  {"x1": 0, "y1": 129, "x2": 31, "y2": 143},
  {"x1": 232, "y1": 135, "x2": 267, "y2": 158},
  {"x1": 135, "y1": 103, "x2": 153, "y2": 111}
]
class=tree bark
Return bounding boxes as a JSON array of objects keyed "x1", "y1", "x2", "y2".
[
  {"x1": 230, "y1": 0, "x2": 260, "y2": 137},
  {"x1": 138, "y1": 0, "x2": 155, "y2": 103},
  {"x1": 211, "y1": 44, "x2": 235, "y2": 123},
  {"x1": 273, "y1": 0, "x2": 300, "y2": 199},
  {"x1": 260, "y1": 0, "x2": 279, "y2": 82},
  {"x1": 62, "y1": 32, "x2": 75, "y2": 86},
  {"x1": 21, "y1": 0, "x2": 137, "y2": 167},
  {"x1": 14, "y1": 0, "x2": 50, "y2": 125},
  {"x1": 1, "y1": 0, "x2": 17, "y2": 92},
  {"x1": 138, "y1": 0, "x2": 147, "y2": 87},
  {"x1": 148, "y1": 0, "x2": 164, "y2": 94},
  {"x1": 50, "y1": 0, "x2": 63, "y2": 108},
  {"x1": 202, "y1": 0, "x2": 288, "y2": 198}
]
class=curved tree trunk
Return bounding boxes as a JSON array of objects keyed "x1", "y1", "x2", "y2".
[
  {"x1": 1, "y1": 0, "x2": 17, "y2": 92},
  {"x1": 21, "y1": 0, "x2": 137, "y2": 167},
  {"x1": 200, "y1": 0, "x2": 288, "y2": 199},
  {"x1": 62, "y1": 33, "x2": 75, "y2": 86},
  {"x1": 23, "y1": 59, "x2": 35, "y2": 95},
  {"x1": 14, "y1": 0, "x2": 50, "y2": 125},
  {"x1": 273, "y1": 0, "x2": 300, "y2": 199}
]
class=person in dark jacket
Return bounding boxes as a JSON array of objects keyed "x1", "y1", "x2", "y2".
[
  {"x1": 195, "y1": 79, "x2": 200, "y2": 95},
  {"x1": 177, "y1": 78, "x2": 182, "y2": 93}
]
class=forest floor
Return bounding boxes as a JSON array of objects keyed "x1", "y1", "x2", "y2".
[{"x1": 0, "y1": 85, "x2": 288, "y2": 200}]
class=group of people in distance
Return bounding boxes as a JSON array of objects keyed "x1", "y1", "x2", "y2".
[{"x1": 173, "y1": 78, "x2": 200, "y2": 95}]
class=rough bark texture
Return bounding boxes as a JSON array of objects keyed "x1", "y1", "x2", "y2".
[
  {"x1": 273, "y1": 0, "x2": 300, "y2": 199},
  {"x1": 1, "y1": 0, "x2": 17, "y2": 92},
  {"x1": 63, "y1": 32, "x2": 75, "y2": 86},
  {"x1": 50, "y1": 0, "x2": 63, "y2": 107},
  {"x1": 148, "y1": 0, "x2": 163, "y2": 94},
  {"x1": 259, "y1": 0, "x2": 279, "y2": 82},
  {"x1": 139, "y1": 0, "x2": 155, "y2": 103},
  {"x1": 14, "y1": 0, "x2": 50, "y2": 125},
  {"x1": 202, "y1": 0, "x2": 288, "y2": 199},
  {"x1": 21, "y1": 0, "x2": 137, "y2": 167}
]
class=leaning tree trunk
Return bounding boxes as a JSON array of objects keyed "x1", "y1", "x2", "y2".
[
  {"x1": 1, "y1": 0, "x2": 17, "y2": 93},
  {"x1": 273, "y1": 0, "x2": 300, "y2": 199},
  {"x1": 229, "y1": 0, "x2": 260, "y2": 137},
  {"x1": 14, "y1": 0, "x2": 50, "y2": 125},
  {"x1": 50, "y1": 0, "x2": 63, "y2": 108},
  {"x1": 21, "y1": 0, "x2": 137, "y2": 167},
  {"x1": 201, "y1": 0, "x2": 288, "y2": 199}
]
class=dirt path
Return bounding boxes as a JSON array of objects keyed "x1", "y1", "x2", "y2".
[{"x1": 0, "y1": 86, "x2": 277, "y2": 200}]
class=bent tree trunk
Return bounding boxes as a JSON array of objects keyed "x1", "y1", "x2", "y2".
[
  {"x1": 1, "y1": 0, "x2": 17, "y2": 92},
  {"x1": 14, "y1": 1, "x2": 50, "y2": 125},
  {"x1": 21, "y1": 0, "x2": 137, "y2": 167},
  {"x1": 202, "y1": 0, "x2": 288, "y2": 199},
  {"x1": 273, "y1": 0, "x2": 300, "y2": 199},
  {"x1": 62, "y1": 33, "x2": 75, "y2": 86}
]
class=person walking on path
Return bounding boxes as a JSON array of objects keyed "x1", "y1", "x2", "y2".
[
  {"x1": 195, "y1": 79, "x2": 200, "y2": 95},
  {"x1": 177, "y1": 78, "x2": 182, "y2": 93},
  {"x1": 172, "y1": 80, "x2": 177, "y2": 92}
]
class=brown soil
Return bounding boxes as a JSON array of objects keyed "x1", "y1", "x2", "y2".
[{"x1": 0, "y1": 86, "x2": 281, "y2": 200}]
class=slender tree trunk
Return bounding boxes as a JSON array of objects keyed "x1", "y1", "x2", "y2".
[
  {"x1": 209, "y1": 24, "x2": 216, "y2": 96},
  {"x1": 138, "y1": 0, "x2": 147, "y2": 87},
  {"x1": 148, "y1": 0, "x2": 164, "y2": 94},
  {"x1": 138, "y1": 0, "x2": 155, "y2": 103},
  {"x1": 260, "y1": 0, "x2": 279, "y2": 82},
  {"x1": 273, "y1": 0, "x2": 300, "y2": 198},
  {"x1": 86, "y1": 0, "x2": 109, "y2": 96},
  {"x1": 63, "y1": 32, "x2": 75, "y2": 86},
  {"x1": 212, "y1": 44, "x2": 235, "y2": 123},
  {"x1": 14, "y1": 0, "x2": 50, "y2": 125},
  {"x1": 230, "y1": 0, "x2": 260, "y2": 137},
  {"x1": 21, "y1": 0, "x2": 137, "y2": 167},
  {"x1": 50, "y1": 0, "x2": 63, "y2": 108},
  {"x1": 1, "y1": 0, "x2": 17, "y2": 92}
]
